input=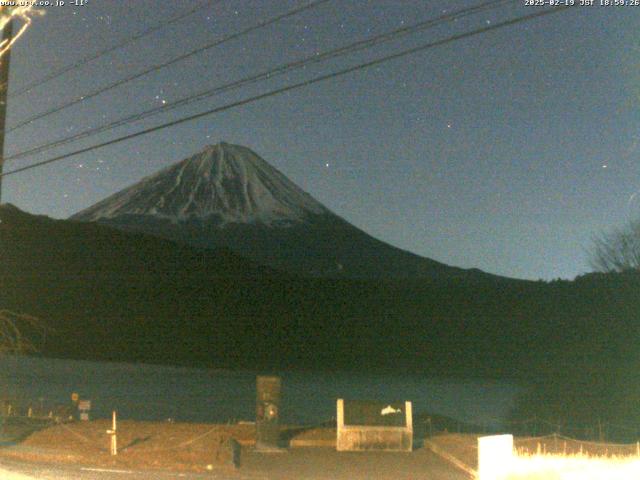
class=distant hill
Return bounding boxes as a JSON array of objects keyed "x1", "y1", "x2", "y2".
[
  {"x1": 71, "y1": 142, "x2": 497, "y2": 281},
  {"x1": 4, "y1": 202, "x2": 640, "y2": 433},
  {"x1": 1, "y1": 202, "x2": 535, "y2": 375},
  {"x1": 0, "y1": 202, "x2": 283, "y2": 365}
]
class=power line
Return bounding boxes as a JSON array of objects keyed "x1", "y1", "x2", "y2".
[
  {"x1": 9, "y1": 0, "x2": 221, "y2": 98},
  {"x1": 5, "y1": 0, "x2": 515, "y2": 163},
  {"x1": 0, "y1": 6, "x2": 574, "y2": 180},
  {"x1": 6, "y1": 0, "x2": 332, "y2": 133}
]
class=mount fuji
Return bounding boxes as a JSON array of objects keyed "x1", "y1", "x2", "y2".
[{"x1": 72, "y1": 142, "x2": 489, "y2": 279}]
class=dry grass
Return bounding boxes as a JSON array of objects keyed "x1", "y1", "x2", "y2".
[
  {"x1": 428, "y1": 433, "x2": 640, "y2": 479},
  {"x1": 507, "y1": 452, "x2": 640, "y2": 480},
  {"x1": 9, "y1": 423, "x2": 640, "y2": 478},
  {"x1": 0, "y1": 420, "x2": 252, "y2": 473},
  {"x1": 508, "y1": 435, "x2": 640, "y2": 479},
  {"x1": 0, "y1": 420, "x2": 335, "y2": 473}
]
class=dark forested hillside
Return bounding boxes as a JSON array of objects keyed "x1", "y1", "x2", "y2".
[{"x1": 2, "y1": 204, "x2": 640, "y2": 408}]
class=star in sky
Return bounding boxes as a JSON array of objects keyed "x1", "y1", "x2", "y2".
[{"x1": 3, "y1": 0, "x2": 638, "y2": 281}]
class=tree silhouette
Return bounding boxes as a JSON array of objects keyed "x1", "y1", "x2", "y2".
[
  {"x1": 590, "y1": 219, "x2": 640, "y2": 273},
  {"x1": 0, "y1": 310, "x2": 45, "y2": 355}
]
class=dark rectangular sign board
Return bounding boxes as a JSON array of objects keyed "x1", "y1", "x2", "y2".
[{"x1": 343, "y1": 400, "x2": 408, "y2": 427}]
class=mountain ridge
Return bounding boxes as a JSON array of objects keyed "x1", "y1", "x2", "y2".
[
  {"x1": 0, "y1": 202, "x2": 537, "y2": 374},
  {"x1": 71, "y1": 142, "x2": 501, "y2": 280},
  {"x1": 72, "y1": 142, "x2": 329, "y2": 226}
]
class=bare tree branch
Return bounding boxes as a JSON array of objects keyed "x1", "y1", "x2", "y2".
[
  {"x1": 0, "y1": 310, "x2": 46, "y2": 355},
  {"x1": 589, "y1": 219, "x2": 640, "y2": 273}
]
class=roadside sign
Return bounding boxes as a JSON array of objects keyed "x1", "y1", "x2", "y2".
[{"x1": 78, "y1": 399, "x2": 91, "y2": 421}]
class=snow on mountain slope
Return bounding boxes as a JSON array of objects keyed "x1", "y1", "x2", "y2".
[
  {"x1": 73, "y1": 142, "x2": 328, "y2": 226},
  {"x1": 71, "y1": 142, "x2": 500, "y2": 279}
]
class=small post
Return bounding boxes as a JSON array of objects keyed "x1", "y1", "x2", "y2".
[
  {"x1": 111, "y1": 411, "x2": 117, "y2": 456},
  {"x1": 598, "y1": 419, "x2": 603, "y2": 442},
  {"x1": 636, "y1": 441, "x2": 639, "y2": 457},
  {"x1": 426, "y1": 417, "x2": 433, "y2": 438},
  {"x1": 107, "y1": 411, "x2": 117, "y2": 456}
]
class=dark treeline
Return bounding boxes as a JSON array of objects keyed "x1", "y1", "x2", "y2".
[{"x1": 2, "y1": 204, "x2": 640, "y2": 434}]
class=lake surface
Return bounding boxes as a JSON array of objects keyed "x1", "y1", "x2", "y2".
[{"x1": 0, "y1": 356, "x2": 521, "y2": 427}]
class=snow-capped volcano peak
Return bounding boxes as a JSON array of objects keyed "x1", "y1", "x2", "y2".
[
  {"x1": 72, "y1": 142, "x2": 329, "y2": 226},
  {"x1": 71, "y1": 142, "x2": 491, "y2": 279}
]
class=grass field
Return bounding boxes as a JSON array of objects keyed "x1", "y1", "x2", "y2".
[
  {"x1": 4, "y1": 419, "x2": 639, "y2": 478},
  {"x1": 0, "y1": 419, "x2": 339, "y2": 473}
]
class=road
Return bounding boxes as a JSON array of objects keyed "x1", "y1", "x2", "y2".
[
  {"x1": 0, "y1": 457, "x2": 245, "y2": 480},
  {"x1": 0, "y1": 447, "x2": 471, "y2": 480}
]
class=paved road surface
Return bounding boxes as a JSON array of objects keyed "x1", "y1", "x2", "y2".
[
  {"x1": 0, "y1": 457, "x2": 238, "y2": 480},
  {"x1": 0, "y1": 447, "x2": 470, "y2": 480}
]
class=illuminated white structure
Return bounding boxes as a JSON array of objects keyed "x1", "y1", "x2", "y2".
[
  {"x1": 336, "y1": 399, "x2": 413, "y2": 452},
  {"x1": 478, "y1": 434, "x2": 514, "y2": 480}
]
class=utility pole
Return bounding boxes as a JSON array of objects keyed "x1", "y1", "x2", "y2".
[{"x1": 0, "y1": 19, "x2": 12, "y2": 203}]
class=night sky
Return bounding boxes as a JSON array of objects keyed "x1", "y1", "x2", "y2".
[{"x1": 1, "y1": 0, "x2": 638, "y2": 280}]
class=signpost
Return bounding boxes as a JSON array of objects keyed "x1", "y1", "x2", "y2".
[{"x1": 78, "y1": 399, "x2": 91, "y2": 421}]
